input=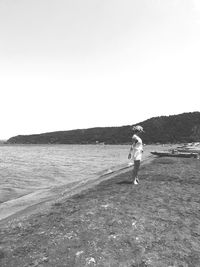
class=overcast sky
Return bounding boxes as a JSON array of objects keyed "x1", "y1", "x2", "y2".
[{"x1": 0, "y1": 0, "x2": 200, "y2": 139}]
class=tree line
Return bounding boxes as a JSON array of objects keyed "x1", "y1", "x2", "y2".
[{"x1": 7, "y1": 112, "x2": 200, "y2": 144}]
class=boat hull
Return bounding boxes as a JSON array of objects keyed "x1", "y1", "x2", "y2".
[{"x1": 151, "y1": 151, "x2": 199, "y2": 158}]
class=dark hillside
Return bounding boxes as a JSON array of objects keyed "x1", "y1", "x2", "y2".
[
  {"x1": 7, "y1": 112, "x2": 200, "y2": 144},
  {"x1": 141, "y1": 112, "x2": 200, "y2": 143}
]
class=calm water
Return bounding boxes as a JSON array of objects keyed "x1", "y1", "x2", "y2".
[{"x1": 0, "y1": 144, "x2": 155, "y2": 204}]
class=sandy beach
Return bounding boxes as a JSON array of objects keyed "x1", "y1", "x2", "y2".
[{"x1": 1, "y1": 156, "x2": 200, "y2": 266}]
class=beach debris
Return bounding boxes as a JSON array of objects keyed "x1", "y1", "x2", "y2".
[
  {"x1": 86, "y1": 211, "x2": 95, "y2": 216},
  {"x1": 101, "y1": 204, "x2": 110, "y2": 209},
  {"x1": 132, "y1": 221, "x2": 137, "y2": 228},
  {"x1": 76, "y1": 250, "x2": 84, "y2": 257},
  {"x1": 17, "y1": 222, "x2": 23, "y2": 228},
  {"x1": 38, "y1": 231, "x2": 45, "y2": 235},
  {"x1": 86, "y1": 257, "x2": 96, "y2": 265},
  {"x1": 109, "y1": 234, "x2": 117, "y2": 239}
]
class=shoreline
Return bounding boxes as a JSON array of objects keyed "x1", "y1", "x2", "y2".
[
  {"x1": 1, "y1": 142, "x2": 177, "y2": 224},
  {"x1": 0, "y1": 156, "x2": 154, "y2": 225}
]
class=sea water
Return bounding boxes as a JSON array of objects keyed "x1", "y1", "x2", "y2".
[{"x1": 0, "y1": 144, "x2": 156, "y2": 219}]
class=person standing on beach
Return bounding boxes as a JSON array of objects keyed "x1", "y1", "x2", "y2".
[{"x1": 128, "y1": 125, "x2": 144, "y2": 185}]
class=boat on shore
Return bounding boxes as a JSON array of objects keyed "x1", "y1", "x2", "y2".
[
  {"x1": 176, "y1": 142, "x2": 200, "y2": 154},
  {"x1": 177, "y1": 148, "x2": 200, "y2": 154},
  {"x1": 151, "y1": 151, "x2": 199, "y2": 158}
]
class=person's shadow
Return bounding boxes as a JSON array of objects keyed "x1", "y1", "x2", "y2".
[{"x1": 117, "y1": 180, "x2": 132, "y2": 185}]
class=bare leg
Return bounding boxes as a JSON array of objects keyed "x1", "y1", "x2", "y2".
[{"x1": 132, "y1": 160, "x2": 140, "y2": 183}]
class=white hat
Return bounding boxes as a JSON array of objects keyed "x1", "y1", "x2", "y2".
[{"x1": 132, "y1": 125, "x2": 144, "y2": 132}]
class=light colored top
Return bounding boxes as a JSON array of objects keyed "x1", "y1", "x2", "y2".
[
  {"x1": 129, "y1": 134, "x2": 143, "y2": 161},
  {"x1": 131, "y1": 134, "x2": 143, "y2": 152}
]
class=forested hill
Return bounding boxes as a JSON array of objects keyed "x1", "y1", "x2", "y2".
[{"x1": 7, "y1": 112, "x2": 200, "y2": 144}]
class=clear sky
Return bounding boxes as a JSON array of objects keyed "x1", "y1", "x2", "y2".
[{"x1": 0, "y1": 0, "x2": 200, "y2": 140}]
